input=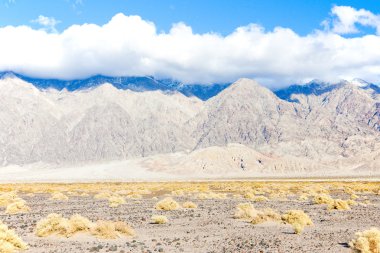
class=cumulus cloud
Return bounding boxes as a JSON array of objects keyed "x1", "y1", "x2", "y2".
[
  {"x1": 1, "y1": 6, "x2": 380, "y2": 87},
  {"x1": 31, "y1": 15, "x2": 61, "y2": 33},
  {"x1": 323, "y1": 5, "x2": 380, "y2": 34}
]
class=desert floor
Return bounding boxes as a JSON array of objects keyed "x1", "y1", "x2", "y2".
[{"x1": 1, "y1": 181, "x2": 380, "y2": 253}]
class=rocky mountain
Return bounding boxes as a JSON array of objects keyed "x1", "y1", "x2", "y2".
[
  {"x1": 0, "y1": 71, "x2": 230, "y2": 100},
  {"x1": 1, "y1": 74, "x2": 380, "y2": 175}
]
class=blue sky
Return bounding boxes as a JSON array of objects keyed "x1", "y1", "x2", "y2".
[
  {"x1": 1, "y1": 0, "x2": 379, "y2": 35},
  {"x1": 1, "y1": 1, "x2": 380, "y2": 86}
]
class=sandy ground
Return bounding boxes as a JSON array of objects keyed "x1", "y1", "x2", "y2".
[{"x1": 1, "y1": 187, "x2": 380, "y2": 253}]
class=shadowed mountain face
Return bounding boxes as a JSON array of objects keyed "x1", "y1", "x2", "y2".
[{"x1": 0, "y1": 75, "x2": 379, "y2": 171}]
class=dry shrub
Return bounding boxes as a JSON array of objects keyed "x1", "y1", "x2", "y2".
[
  {"x1": 234, "y1": 203, "x2": 257, "y2": 220},
  {"x1": 90, "y1": 220, "x2": 135, "y2": 239},
  {"x1": 349, "y1": 227, "x2": 380, "y2": 253},
  {"x1": 0, "y1": 192, "x2": 19, "y2": 207},
  {"x1": 108, "y1": 196, "x2": 125, "y2": 208},
  {"x1": 313, "y1": 194, "x2": 334, "y2": 205},
  {"x1": 68, "y1": 214, "x2": 92, "y2": 235},
  {"x1": 197, "y1": 192, "x2": 227, "y2": 199},
  {"x1": 36, "y1": 214, "x2": 134, "y2": 239},
  {"x1": 299, "y1": 194, "x2": 309, "y2": 201},
  {"x1": 36, "y1": 214, "x2": 91, "y2": 237},
  {"x1": 155, "y1": 197, "x2": 180, "y2": 211},
  {"x1": 151, "y1": 215, "x2": 168, "y2": 224},
  {"x1": 234, "y1": 203, "x2": 280, "y2": 224},
  {"x1": 281, "y1": 210, "x2": 313, "y2": 234},
  {"x1": 0, "y1": 220, "x2": 28, "y2": 253},
  {"x1": 94, "y1": 191, "x2": 113, "y2": 200},
  {"x1": 182, "y1": 201, "x2": 197, "y2": 209},
  {"x1": 251, "y1": 208, "x2": 281, "y2": 225},
  {"x1": 50, "y1": 192, "x2": 69, "y2": 201},
  {"x1": 328, "y1": 199, "x2": 351, "y2": 211},
  {"x1": 5, "y1": 199, "x2": 30, "y2": 214}
]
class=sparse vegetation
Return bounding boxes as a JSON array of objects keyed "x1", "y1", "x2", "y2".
[
  {"x1": 91, "y1": 220, "x2": 135, "y2": 239},
  {"x1": 151, "y1": 215, "x2": 168, "y2": 224},
  {"x1": 328, "y1": 199, "x2": 351, "y2": 211},
  {"x1": 108, "y1": 195, "x2": 125, "y2": 208},
  {"x1": 36, "y1": 213, "x2": 134, "y2": 239},
  {"x1": 349, "y1": 227, "x2": 380, "y2": 253},
  {"x1": 155, "y1": 197, "x2": 180, "y2": 211},
  {"x1": 282, "y1": 210, "x2": 313, "y2": 234},
  {"x1": 182, "y1": 201, "x2": 197, "y2": 208},
  {"x1": 5, "y1": 199, "x2": 30, "y2": 214},
  {"x1": 234, "y1": 203, "x2": 257, "y2": 220},
  {"x1": 0, "y1": 220, "x2": 28, "y2": 253}
]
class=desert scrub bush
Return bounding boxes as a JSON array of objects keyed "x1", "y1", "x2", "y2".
[
  {"x1": 155, "y1": 197, "x2": 180, "y2": 211},
  {"x1": 108, "y1": 196, "x2": 125, "y2": 208},
  {"x1": 94, "y1": 191, "x2": 113, "y2": 200},
  {"x1": 36, "y1": 213, "x2": 91, "y2": 237},
  {"x1": 197, "y1": 192, "x2": 227, "y2": 199},
  {"x1": 5, "y1": 199, "x2": 30, "y2": 214},
  {"x1": 182, "y1": 201, "x2": 197, "y2": 209},
  {"x1": 90, "y1": 220, "x2": 135, "y2": 239},
  {"x1": 281, "y1": 210, "x2": 313, "y2": 234},
  {"x1": 50, "y1": 192, "x2": 69, "y2": 201},
  {"x1": 151, "y1": 215, "x2": 168, "y2": 224},
  {"x1": 251, "y1": 208, "x2": 281, "y2": 225},
  {"x1": 0, "y1": 220, "x2": 28, "y2": 253},
  {"x1": 234, "y1": 203, "x2": 257, "y2": 220},
  {"x1": 36, "y1": 214, "x2": 134, "y2": 239},
  {"x1": 349, "y1": 227, "x2": 380, "y2": 253},
  {"x1": 328, "y1": 199, "x2": 351, "y2": 211},
  {"x1": 0, "y1": 192, "x2": 19, "y2": 207},
  {"x1": 313, "y1": 194, "x2": 334, "y2": 205}
]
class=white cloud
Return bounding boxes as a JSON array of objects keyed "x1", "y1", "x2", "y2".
[
  {"x1": 324, "y1": 5, "x2": 380, "y2": 34},
  {"x1": 31, "y1": 15, "x2": 60, "y2": 33},
  {"x1": 1, "y1": 7, "x2": 380, "y2": 87}
]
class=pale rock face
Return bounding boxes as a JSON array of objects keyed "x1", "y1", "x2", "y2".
[{"x1": 0, "y1": 75, "x2": 380, "y2": 175}]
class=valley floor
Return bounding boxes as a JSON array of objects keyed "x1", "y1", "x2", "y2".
[{"x1": 1, "y1": 182, "x2": 380, "y2": 252}]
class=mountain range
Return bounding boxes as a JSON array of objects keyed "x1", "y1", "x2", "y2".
[{"x1": 1, "y1": 73, "x2": 380, "y2": 178}]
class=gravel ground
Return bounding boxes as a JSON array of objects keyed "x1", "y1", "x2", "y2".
[{"x1": 1, "y1": 188, "x2": 380, "y2": 253}]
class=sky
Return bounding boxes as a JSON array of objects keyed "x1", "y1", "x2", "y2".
[{"x1": 1, "y1": 0, "x2": 380, "y2": 87}]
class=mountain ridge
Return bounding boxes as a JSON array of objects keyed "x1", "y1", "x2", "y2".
[{"x1": 0, "y1": 74, "x2": 380, "y2": 175}]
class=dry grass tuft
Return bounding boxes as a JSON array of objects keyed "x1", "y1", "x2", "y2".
[
  {"x1": 328, "y1": 199, "x2": 351, "y2": 211},
  {"x1": 0, "y1": 192, "x2": 19, "y2": 207},
  {"x1": 349, "y1": 227, "x2": 380, "y2": 253},
  {"x1": 155, "y1": 197, "x2": 180, "y2": 211},
  {"x1": 234, "y1": 203, "x2": 257, "y2": 220},
  {"x1": 0, "y1": 220, "x2": 28, "y2": 253},
  {"x1": 5, "y1": 199, "x2": 30, "y2": 214},
  {"x1": 234, "y1": 203, "x2": 280, "y2": 224},
  {"x1": 251, "y1": 208, "x2": 281, "y2": 225},
  {"x1": 313, "y1": 194, "x2": 334, "y2": 205},
  {"x1": 36, "y1": 214, "x2": 134, "y2": 239},
  {"x1": 182, "y1": 201, "x2": 197, "y2": 209},
  {"x1": 151, "y1": 215, "x2": 168, "y2": 224},
  {"x1": 282, "y1": 210, "x2": 313, "y2": 234},
  {"x1": 91, "y1": 220, "x2": 135, "y2": 239},
  {"x1": 108, "y1": 196, "x2": 125, "y2": 208}
]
